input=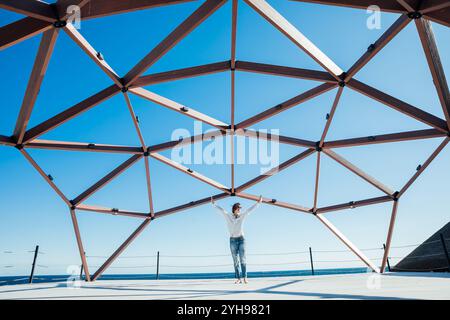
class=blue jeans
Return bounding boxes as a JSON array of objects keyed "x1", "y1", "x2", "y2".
[{"x1": 230, "y1": 236, "x2": 246, "y2": 279}]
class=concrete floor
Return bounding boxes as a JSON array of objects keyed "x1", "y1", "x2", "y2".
[{"x1": 0, "y1": 272, "x2": 449, "y2": 300}]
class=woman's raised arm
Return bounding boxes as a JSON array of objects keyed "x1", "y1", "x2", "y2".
[
  {"x1": 211, "y1": 197, "x2": 228, "y2": 217},
  {"x1": 241, "y1": 195, "x2": 263, "y2": 218}
]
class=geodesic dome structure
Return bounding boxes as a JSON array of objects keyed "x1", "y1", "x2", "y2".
[{"x1": 0, "y1": 0, "x2": 449, "y2": 281}]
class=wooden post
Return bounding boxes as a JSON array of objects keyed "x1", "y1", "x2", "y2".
[
  {"x1": 309, "y1": 247, "x2": 314, "y2": 276},
  {"x1": 156, "y1": 251, "x2": 160, "y2": 280},
  {"x1": 29, "y1": 245, "x2": 39, "y2": 284},
  {"x1": 383, "y1": 243, "x2": 391, "y2": 272},
  {"x1": 439, "y1": 233, "x2": 450, "y2": 272}
]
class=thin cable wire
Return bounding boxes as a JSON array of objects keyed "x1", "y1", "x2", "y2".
[{"x1": 3, "y1": 237, "x2": 448, "y2": 275}]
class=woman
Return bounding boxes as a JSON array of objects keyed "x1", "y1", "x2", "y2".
[{"x1": 211, "y1": 195, "x2": 263, "y2": 284}]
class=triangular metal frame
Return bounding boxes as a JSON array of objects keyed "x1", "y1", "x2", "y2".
[{"x1": 1, "y1": 0, "x2": 449, "y2": 281}]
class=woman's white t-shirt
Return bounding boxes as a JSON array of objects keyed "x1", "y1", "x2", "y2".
[{"x1": 212, "y1": 201, "x2": 260, "y2": 237}]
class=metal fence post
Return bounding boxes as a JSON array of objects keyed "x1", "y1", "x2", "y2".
[
  {"x1": 79, "y1": 251, "x2": 85, "y2": 280},
  {"x1": 29, "y1": 245, "x2": 39, "y2": 284},
  {"x1": 80, "y1": 265, "x2": 84, "y2": 280},
  {"x1": 439, "y1": 233, "x2": 450, "y2": 272},
  {"x1": 309, "y1": 247, "x2": 315, "y2": 275},
  {"x1": 156, "y1": 251, "x2": 160, "y2": 280},
  {"x1": 383, "y1": 243, "x2": 391, "y2": 272}
]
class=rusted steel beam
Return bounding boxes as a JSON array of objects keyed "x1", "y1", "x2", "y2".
[
  {"x1": 123, "y1": 93, "x2": 146, "y2": 148},
  {"x1": 345, "y1": 14, "x2": 410, "y2": 82},
  {"x1": 122, "y1": 92, "x2": 155, "y2": 213},
  {"x1": 69, "y1": 208, "x2": 91, "y2": 281},
  {"x1": 323, "y1": 129, "x2": 446, "y2": 149},
  {"x1": 235, "y1": 61, "x2": 337, "y2": 83},
  {"x1": 237, "y1": 192, "x2": 312, "y2": 213},
  {"x1": 316, "y1": 195, "x2": 393, "y2": 214},
  {"x1": 132, "y1": 61, "x2": 231, "y2": 88},
  {"x1": 398, "y1": 137, "x2": 449, "y2": 197},
  {"x1": 230, "y1": 0, "x2": 238, "y2": 69},
  {"x1": 147, "y1": 129, "x2": 317, "y2": 155},
  {"x1": 64, "y1": 23, "x2": 122, "y2": 87},
  {"x1": 396, "y1": 0, "x2": 416, "y2": 12},
  {"x1": 424, "y1": 7, "x2": 450, "y2": 28},
  {"x1": 419, "y1": 0, "x2": 450, "y2": 24},
  {"x1": 123, "y1": 89, "x2": 157, "y2": 216},
  {"x1": 420, "y1": 0, "x2": 450, "y2": 14},
  {"x1": 13, "y1": 28, "x2": 59, "y2": 144},
  {"x1": 144, "y1": 157, "x2": 155, "y2": 216},
  {"x1": 348, "y1": 79, "x2": 449, "y2": 133},
  {"x1": 19, "y1": 148, "x2": 71, "y2": 206},
  {"x1": 380, "y1": 200, "x2": 399, "y2": 273},
  {"x1": 148, "y1": 130, "x2": 225, "y2": 153},
  {"x1": 230, "y1": 0, "x2": 238, "y2": 190},
  {"x1": 123, "y1": 0, "x2": 226, "y2": 86},
  {"x1": 230, "y1": 70, "x2": 236, "y2": 192},
  {"x1": 23, "y1": 85, "x2": 120, "y2": 143},
  {"x1": 319, "y1": 86, "x2": 343, "y2": 147},
  {"x1": 80, "y1": 0, "x2": 195, "y2": 20},
  {"x1": 415, "y1": 18, "x2": 450, "y2": 129},
  {"x1": 235, "y1": 129, "x2": 317, "y2": 148},
  {"x1": 0, "y1": 0, "x2": 56, "y2": 22},
  {"x1": 92, "y1": 218, "x2": 152, "y2": 281},
  {"x1": 0, "y1": 135, "x2": 15, "y2": 146},
  {"x1": 76, "y1": 204, "x2": 150, "y2": 219},
  {"x1": 56, "y1": 0, "x2": 91, "y2": 20},
  {"x1": 26, "y1": 139, "x2": 143, "y2": 154},
  {"x1": 0, "y1": 17, "x2": 52, "y2": 51},
  {"x1": 235, "y1": 149, "x2": 316, "y2": 192},
  {"x1": 313, "y1": 151, "x2": 321, "y2": 210},
  {"x1": 150, "y1": 152, "x2": 230, "y2": 192},
  {"x1": 245, "y1": 0, "x2": 343, "y2": 79},
  {"x1": 316, "y1": 214, "x2": 380, "y2": 273},
  {"x1": 72, "y1": 154, "x2": 143, "y2": 205},
  {"x1": 290, "y1": 0, "x2": 405, "y2": 13},
  {"x1": 130, "y1": 87, "x2": 228, "y2": 129},
  {"x1": 235, "y1": 82, "x2": 336, "y2": 129},
  {"x1": 323, "y1": 149, "x2": 394, "y2": 196},
  {"x1": 123, "y1": 87, "x2": 154, "y2": 215},
  {"x1": 155, "y1": 193, "x2": 229, "y2": 219}
]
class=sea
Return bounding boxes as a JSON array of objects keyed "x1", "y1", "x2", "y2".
[{"x1": 0, "y1": 267, "x2": 368, "y2": 286}]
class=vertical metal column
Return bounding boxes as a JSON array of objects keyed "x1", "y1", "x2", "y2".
[
  {"x1": 309, "y1": 247, "x2": 315, "y2": 275},
  {"x1": 29, "y1": 245, "x2": 39, "y2": 284},
  {"x1": 383, "y1": 243, "x2": 391, "y2": 272},
  {"x1": 156, "y1": 251, "x2": 160, "y2": 280}
]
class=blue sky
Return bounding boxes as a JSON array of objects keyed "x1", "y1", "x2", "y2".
[{"x1": 0, "y1": 1, "x2": 449, "y2": 277}]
